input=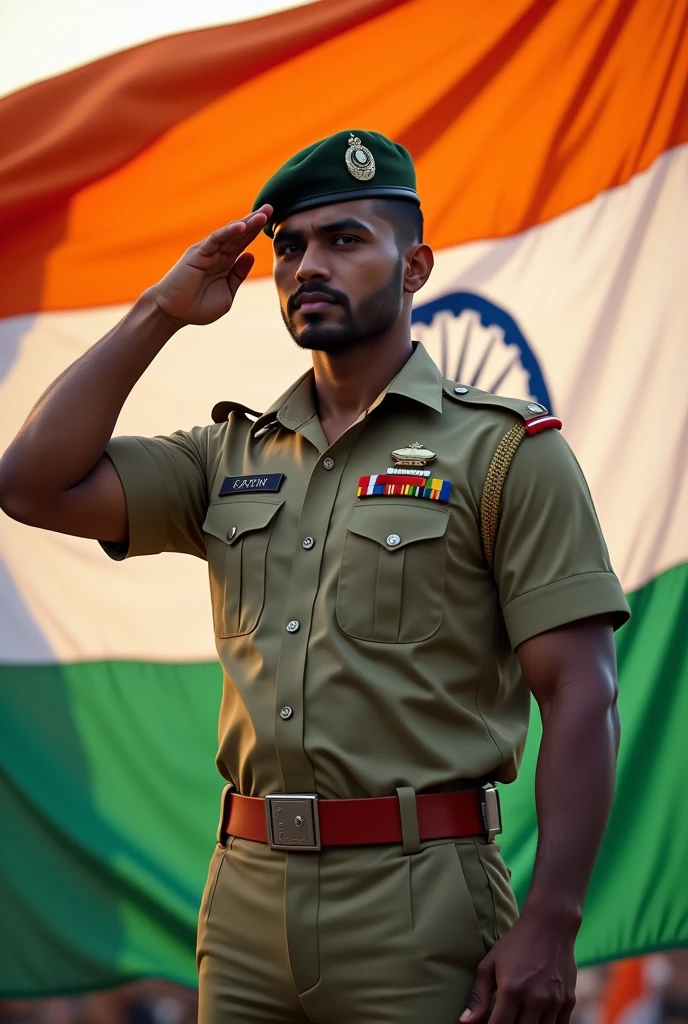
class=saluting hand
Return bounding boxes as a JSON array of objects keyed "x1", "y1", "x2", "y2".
[{"x1": 149, "y1": 204, "x2": 273, "y2": 326}]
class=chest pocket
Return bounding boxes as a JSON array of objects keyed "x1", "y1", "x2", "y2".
[
  {"x1": 336, "y1": 502, "x2": 450, "y2": 643},
  {"x1": 203, "y1": 499, "x2": 283, "y2": 638}
]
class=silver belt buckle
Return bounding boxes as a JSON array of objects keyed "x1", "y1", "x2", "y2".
[
  {"x1": 265, "y1": 793, "x2": 321, "y2": 851},
  {"x1": 480, "y1": 784, "x2": 502, "y2": 843}
]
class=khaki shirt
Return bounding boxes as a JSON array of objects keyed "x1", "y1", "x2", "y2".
[{"x1": 103, "y1": 343, "x2": 629, "y2": 798}]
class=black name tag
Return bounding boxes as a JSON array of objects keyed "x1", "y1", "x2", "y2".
[{"x1": 219, "y1": 473, "x2": 285, "y2": 496}]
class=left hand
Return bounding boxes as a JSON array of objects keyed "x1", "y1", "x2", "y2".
[{"x1": 459, "y1": 913, "x2": 577, "y2": 1024}]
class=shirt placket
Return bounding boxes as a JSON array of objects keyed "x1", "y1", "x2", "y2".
[{"x1": 273, "y1": 421, "x2": 366, "y2": 794}]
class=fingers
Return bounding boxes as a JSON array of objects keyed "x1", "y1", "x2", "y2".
[
  {"x1": 461, "y1": 959, "x2": 496, "y2": 1022},
  {"x1": 203, "y1": 205, "x2": 273, "y2": 253},
  {"x1": 485, "y1": 989, "x2": 574, "y2": 1024},
  {"x1": 213, "y1": 204, "x2": 272, "y2": 238},
  {"x1": 511, "y1": 1006, "x2": 543, "y2": 1024},
  {"x1": 184, "y1": 205, "x2": 272, "y2": 276},
  {"x1": 555, "y1": 994, "x2": 577, "y2": 1024},
  {"x1": 226, "y1": 251, "x2": 256, "y2": 298},
  {"x1": 483, "y1": 989, "x2": 519, "y2": 1024}
]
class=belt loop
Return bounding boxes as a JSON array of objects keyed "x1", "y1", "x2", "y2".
[
  {"x1": 396, "y1": 786, "x2": 421, "y2": 855},
  {"x1": 217, "y1": 784, "x2": 234, "y2": 845}
]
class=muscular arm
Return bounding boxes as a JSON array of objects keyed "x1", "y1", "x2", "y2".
[
  {"x1": 518, "y1": 613, "x2": 619, "y2": 925},
  {"x1": 0, "y1": 206, "x2": 270, "y2": 541},
  {"x1": 0, "y1": 297, "x2": 179, "y2": 541},
  {"x1": 461, "y1": 614, "x2": 619, "y2": 1024}
]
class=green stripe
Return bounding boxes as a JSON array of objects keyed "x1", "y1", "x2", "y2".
[
  {"x1": 1, "y1": 563, "x2": 687, "y2": 994},
  {"x1": 0, "y1": 662, "x2": 222, "y2": 994},
  {"x1": 500, "y1": 561, "x2": 688, "y2": 965}
]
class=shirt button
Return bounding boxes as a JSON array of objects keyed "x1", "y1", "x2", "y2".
[
  {"x1": 286, "y1": 619, "x2": 300, "y2": 633},
  {"x1": 302, "y1": 536, "x2": 315, "y2": 550},
  {"x1": 323, "y1": 457, "x2": 335, "y2": 471},
  {"x1": 386, "y1": 534, "x2": 401, "y2": 547},
  {"x1": 279, "y1": 706, "x2": 293, "y2": 720}
]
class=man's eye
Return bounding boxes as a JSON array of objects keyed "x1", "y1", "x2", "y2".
[
  {"x1": 278, "y1": 244, "x2": 301, "y2": 256},
  {"x1": 334, "y1": 235, "x2": 358, "y2": 245}
]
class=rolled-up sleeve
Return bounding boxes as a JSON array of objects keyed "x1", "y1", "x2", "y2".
[
  {"x1": 494, "y1": 427, "x2": 630, "y2": 649},
  {"x1": 100, "y1": 427, "x2": 209, "y2": 561}
]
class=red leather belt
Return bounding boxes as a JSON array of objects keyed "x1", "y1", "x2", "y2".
[{"x1": 222, "y1": 787, "x2": 501, "y2": 851}]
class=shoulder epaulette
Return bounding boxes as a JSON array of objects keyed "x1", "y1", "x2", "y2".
[
  {"x1": 442, "y1": 381, "x2": 562, "y2": 436},
  {"x1": 211, "y1": 400, "x2": 262, "y2": 425},
  {"x1": 443, "y1": 381, "x2": 563, "y2": 569}
]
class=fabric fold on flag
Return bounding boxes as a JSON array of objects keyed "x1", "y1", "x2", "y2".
[{"x1": 1, "y1": 0, "x2": 687, "y2": 997}]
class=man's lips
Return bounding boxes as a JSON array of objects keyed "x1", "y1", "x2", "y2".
[{"x1": 294, "y1": 292, "x2": 338, "y2": 314}]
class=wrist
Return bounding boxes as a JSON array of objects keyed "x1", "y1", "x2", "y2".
[
  {"x1": 135, "y1": 289, "x2": 187, "y2": 338},
  {"x1": 519, "y1": 896, "x2": 583, "y2": 935}
]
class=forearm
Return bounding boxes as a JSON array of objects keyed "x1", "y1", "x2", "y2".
[
  {"x1": 522, "y1": 680, "x2": 620, "y2": 925},
  {"x1": 0, "y1": 291, "x2": 180, "y2": 500},
  {"x1": 461, "y1": 623, "x2": 620, "y2": 1024}
]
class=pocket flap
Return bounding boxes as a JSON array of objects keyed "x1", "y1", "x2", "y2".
[
  {"x1": 203, "y1": 499, "x2": 283, "y2": 545},
  {"x1": 346, "y1": 502, "x2": 449, "y2": 551}
]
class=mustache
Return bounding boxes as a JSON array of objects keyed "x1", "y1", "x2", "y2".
[{"x1": 287, "y1": 284, "x2": 350, "y2": 317}]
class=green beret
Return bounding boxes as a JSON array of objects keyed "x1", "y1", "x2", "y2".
[{"x1": 253, "y1": 129, "x2": 419, "y2": 237}]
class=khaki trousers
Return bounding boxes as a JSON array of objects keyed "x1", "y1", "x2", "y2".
[{"x1": 197, "y1": 834, "x2": 518, "y2": 1024}]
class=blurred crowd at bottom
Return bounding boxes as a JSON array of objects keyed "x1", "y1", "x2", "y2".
[{"x1": 1, "y1": 952, "x2": 687, "y2": 1024}]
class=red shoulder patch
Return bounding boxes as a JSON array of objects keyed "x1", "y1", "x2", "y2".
[{"x1": 524, "y1": 414, "x2": 563, "y2": 436}]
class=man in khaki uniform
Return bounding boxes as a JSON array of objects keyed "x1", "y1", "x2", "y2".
[{"x1": 0, "y1": 130, "x2": 630, "y2": 1024}]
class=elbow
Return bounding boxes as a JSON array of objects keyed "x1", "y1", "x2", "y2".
[
  {"x1": 587, "y1": 675, "x2": 621, "y2": 747},
  {"x1": 0, "y1": 486, "x2": 32, "y2": 525},
  {"x1": 604, "y1": 665, "x2": 620, "y2": 713},
  {"x1": 589, "y1": 674, "x2": 620, "y2": 719},
  {"x1": 0, "y1": 462, "x2": 16, "y2": 515},
  {"x1": 610, "y1": 693, "x2": 621, "y2": 748},
  {"x1": 0, "y1": 461, "x2": 38, "y2": 525}
]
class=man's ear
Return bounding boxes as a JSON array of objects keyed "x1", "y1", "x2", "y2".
[{"x1": 403, "y1": 242, "x2": 434, "y2": 294}]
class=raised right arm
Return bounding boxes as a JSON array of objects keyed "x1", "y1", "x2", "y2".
[{"x1": 0, "y1": 206, "x2": 271, "y2": 542}]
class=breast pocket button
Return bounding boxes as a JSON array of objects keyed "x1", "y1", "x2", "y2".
[{"x1": 386, "y1": 534, "x2": 401, "y2": 547}]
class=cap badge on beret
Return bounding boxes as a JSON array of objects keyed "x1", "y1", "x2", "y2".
[{"x1": 345, "y1": 134, "x2": 376, "y2": 181}]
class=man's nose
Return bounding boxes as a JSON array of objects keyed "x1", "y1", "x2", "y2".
[{"x1": 295, "y1": 243, "x2": 331, "y2": 283}]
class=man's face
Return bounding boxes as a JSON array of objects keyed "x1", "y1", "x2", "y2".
[{"x1": 272, "y1": 199, "x2": 406, "y2": 353}]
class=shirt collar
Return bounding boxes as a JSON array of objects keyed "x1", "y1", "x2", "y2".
[
  {"x1": 384, "y1": 341, "x2": 443, "y2": 413},
  {"x1": 252, "y1": 341, "x2": 443, "y2": 437},
  {"x1": 250, "y1": 369, "x2": 316, "y2": 437}
]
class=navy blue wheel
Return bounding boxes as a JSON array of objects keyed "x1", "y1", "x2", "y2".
[{"x1": 412, "y1": 291, "x2": 553, "y2": 413}]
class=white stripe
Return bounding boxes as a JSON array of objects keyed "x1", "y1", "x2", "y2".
[
  {"x1": 525, "y1": 415, "x2": 558, "y2": 430},
  {"x1": 0, "y1": 287, "x2": 309, "y2": 663},
  {"x1": 1, "y1": 146, "x2": 686, "y2": 662},
  {"x1": 418, "y1": 145, "x2": 687, "y2": 597},
  {"x1": 0, "y1": 0, "x2": 317, "y2": 99}
]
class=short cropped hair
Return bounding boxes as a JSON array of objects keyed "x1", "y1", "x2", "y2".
[{"x1": 372, "y1": 198, "x2": 424, "y2": 250}]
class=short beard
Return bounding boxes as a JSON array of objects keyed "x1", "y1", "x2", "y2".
[{"x1": 281, "y1": 258, "x2": 404, "y2": 354}]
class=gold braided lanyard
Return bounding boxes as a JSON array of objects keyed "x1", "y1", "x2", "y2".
[{"x1": 480, "y1": 421, "x2": 527, "y2": 570}]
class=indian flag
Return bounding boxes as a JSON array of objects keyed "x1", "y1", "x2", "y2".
[{"x1": 1, "y1": 0, "x2": 686, "y2": 996}]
